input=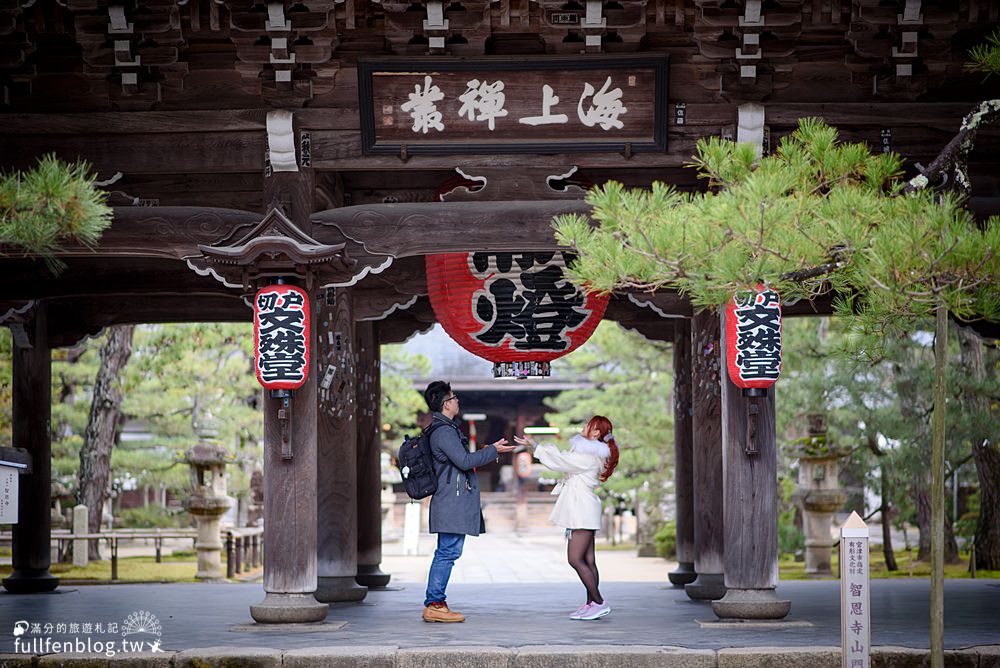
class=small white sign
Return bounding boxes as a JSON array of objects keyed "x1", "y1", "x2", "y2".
[
  {"x1": 0, "y1": 465, "x2": 19, "y2": 524},
  {"x1": 841, "y1": 511, "x2": 871, "y2": 668}
]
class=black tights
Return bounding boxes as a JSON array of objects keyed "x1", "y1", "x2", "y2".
[{"x1": 567, "y1": 529, "x2": 602, "y2": 604}]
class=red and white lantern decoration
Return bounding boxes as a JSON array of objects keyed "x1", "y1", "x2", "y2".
[
  {"x1": 725, "y1": 285, "x2": 782, "y2": 395},
  {"x1": 426, "y1": 252, "x2": 609, "y2": 378},
  {"x1": 254, "y1": 284, "x2": 311, "y2": 390}
]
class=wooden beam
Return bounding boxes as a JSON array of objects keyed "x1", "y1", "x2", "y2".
[
  {"x1": 313, "y1": 200, "x2": 588, "y2": 257},
  {"x1": 0, "y1": 258, "x2": 243, "y2": 301},
  {"x1": 36, "y1": 207, "x2": 262, "y2": 261},
  {"x1": 45, "y1": 295, "x2": 249, "y2": 348},
  {"x1": 0, "y1": 108, "x2": 359, "y2": 135},
  {"x1": 0, "y1": 133, "x2": 266, "y2": 174}
]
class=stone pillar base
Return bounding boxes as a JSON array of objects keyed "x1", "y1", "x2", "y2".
[
  {"x1": 685, "y1": 572, "x2": 726, "y2": 601},
  {"x1": 315, "y1": 576, "x2": 368, "y2": 602},
  {"x1": 667, "y1": 561, "x2": 697, "y2": 586},
  {"x1": 250, "y1": 593, "x2": 328, "y2": 624},
  {"x1": 3, "y1": 569, "x2": 59, "y2": 594},
  {"x1": 712, "y1": 587, "x2": 791, "y2": 620},
  {"x1": 356, "y1": 564, "x2": 391, "y2": 589}
]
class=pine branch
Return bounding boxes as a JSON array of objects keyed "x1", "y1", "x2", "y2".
[{"x1": 903, "y1": 100, "x2": 1000, "y2": 196}]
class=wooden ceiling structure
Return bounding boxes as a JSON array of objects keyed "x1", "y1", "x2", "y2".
[
  {"x1": 2, "y1": 0, "x2": 999, "y2": 624},
  {"x1": 1, "y1": 0, "x2": 999, "y2": 346}
]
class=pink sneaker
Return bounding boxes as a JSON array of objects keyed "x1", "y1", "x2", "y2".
[
  {"x1": 569, "y1": 603, "x2": 593, "y2": 620},
  {"x1": 578, "y1": 601, "x2": 611, "y2": 620}
]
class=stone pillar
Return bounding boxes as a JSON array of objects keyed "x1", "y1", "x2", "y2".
[
  {"x1": 712, "y1": 310, "x2": 790, "y2": 620},
  {"x1": 3, "y1": 303, "x2": 59, "y2": 594},
  {"x1": 192, "y1": 505, "x2": 227, "y2": 581},
  {"x1": 668, "y1": 319, "x2": 696, "y2": 586},
  {"x1": 72, "y1": 504, "x2": 89, "y2": 568},
  {"x1": 314, "y1": 287, "x2": 368, "y2": 602},
  {"x1": 797, "y1": 454, "x2": 846, "y2": 576},
  {"x1": 249, "y1": 283, "x2": 327, "y2": 623},
  {"x1": 356, "y1": 321, "x2": 391, "y2": 588},
  {"x1": 685, "y1": 310, "x2": 726, "y2": 601}
]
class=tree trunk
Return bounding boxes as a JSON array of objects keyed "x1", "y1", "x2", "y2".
[
  {"x1": 914, "y1": 482, "x2": 960, "y2": 563},
  {"x1": 76, "y1": 325, "x2": 134, "y2": 560},
  {"x1": 880, "y1": 460, "x2": 898, "y2": 571},
  {"x1": 929, "y1": 302, "x2": 947, "y2": 668},
  {"x1": 957, "y1": 325, "x2": 1000, "y2": 571}
]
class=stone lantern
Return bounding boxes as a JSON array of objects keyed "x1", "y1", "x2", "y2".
[
  {"x1": 183, "y1": 426, "x2": 232, "y2": 582},
  {"x1": 792, "y1": 415, "x2": 848, "y2": 576}
]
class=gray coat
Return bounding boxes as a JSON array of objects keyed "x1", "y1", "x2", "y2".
[{"x1": 427, "y1": 413, "x2": 499, "y2": 536}]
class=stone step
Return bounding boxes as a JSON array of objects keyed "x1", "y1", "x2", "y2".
[{"x1": 4, "y1": 644, "x2": 998, "y2": 667}]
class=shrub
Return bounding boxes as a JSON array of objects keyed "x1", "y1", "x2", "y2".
[
  {"x1": 117, "y1": 506, "x2": 188, "y2": 529},
  {"x1": 653, "y1": 521, "x2": 677, "y2": 559}
]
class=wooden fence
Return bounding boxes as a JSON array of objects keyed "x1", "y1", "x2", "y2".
[{"x1": 0, "y1": 527, "x2": 263, "y2": 581}]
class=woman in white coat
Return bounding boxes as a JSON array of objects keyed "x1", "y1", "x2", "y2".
[{"x1": 515, "y1": 415, "x2": 619, "y2": 621}]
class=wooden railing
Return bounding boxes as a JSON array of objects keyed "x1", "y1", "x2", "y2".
[{"x1": 0, "y1": 527, "x2": 264, "y2": 581}]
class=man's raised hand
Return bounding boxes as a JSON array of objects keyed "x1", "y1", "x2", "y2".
[{"x1": 492, "y1": 438, "x2": 516, "y2": 453}]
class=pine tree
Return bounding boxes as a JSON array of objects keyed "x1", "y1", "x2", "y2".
[
  {"x1": 0, "y1": 155, "x2": 112, "y2": 271},
  {"x1": 554, "y1": 116, "x2": 999, "y2": 664}
]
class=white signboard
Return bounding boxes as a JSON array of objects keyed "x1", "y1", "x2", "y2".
[
  {"x1": 0, "y1": 465, "x2": 19, "y2": 524},
  {"x1": 841, "y1": 511, "x2": 871, "y2": 668}
]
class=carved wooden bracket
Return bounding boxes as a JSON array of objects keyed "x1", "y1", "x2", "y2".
[
  {"x1": 438, "y1": 166, "x2": 590, "y2": 201},
  {"x1": 194, "y1": 206, "x2": 355, "y2": 291}
]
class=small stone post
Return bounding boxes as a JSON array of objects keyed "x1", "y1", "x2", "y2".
[{"x1": 72, "y1": 504, "x2": 89, "y2": 567}]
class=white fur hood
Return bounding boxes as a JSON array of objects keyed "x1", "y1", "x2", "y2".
[{"x1": 568, "y1": 434, "x2": 611, "y2": 459}]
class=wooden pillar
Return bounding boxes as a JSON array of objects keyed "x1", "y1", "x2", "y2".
[
  {"x1": 2, "y1": 303, "x2": 59, "y2": 594},
  {"x1": 668, "y1": 318, "x2": 696, "y2": 586},
  {"x1": 250, "y1": 322, "x2": 326, "y2": 621},
  {"x1": 314, "y1": 287, "x2": 368, "y2": 602},
  {"x1": 685, "y1": 310, "x2": 726, "y2": 601},
  {"x1": 249, "y1": 131, "x2": 328, "y2": 622},
  {"x1": 355, "y1": 321, "x2": 391, "y2": 588},
  {"x1": 712, "y1": 310, "x2": 790, "y2": 620}
]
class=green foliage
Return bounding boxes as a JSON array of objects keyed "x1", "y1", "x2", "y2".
[
  {"x1": 117, "y1": 505, "x2": 189, "y2": 529},
  {"x1": 776, "y1": 316, "x2": 999, "y2": 537},
  {"x1": 0, "y1": 155, "x2": 112, "y2": 271},
  {"x1": 544, "y1": 321, "x2": 674, "y2": 531},
  {"x1": 653, "y1": 520, "x2": 676, "y2": 559},
  {"x1": 966, "y1": 29, "x2": 1000, "y2": 78},
  {"x1": 555, "y1": 119, "x2": 907, "y2": 308},
  {"x1": 381, "y1": 344, "x2": 432, "y2": 442},
  {"x1": 554, "y1": 119, "x2": 1000, "y2": 353},
  {"x1": 777, "y1": 471, "x2": 805, "y2": 556},
  {"x1": 48, "y1": 324, "x2": 262, "y2": 503}
]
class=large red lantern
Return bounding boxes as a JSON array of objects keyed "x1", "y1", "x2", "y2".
[
  {"x1": 725, "y1": 285, "x2": 782, "y2": 395},
  {"x1": 254, "y1": 284, "x2": 311, "y2": 390},
  {"x1": 426, "y1": 252, "x2": 609, "y2": 378}
]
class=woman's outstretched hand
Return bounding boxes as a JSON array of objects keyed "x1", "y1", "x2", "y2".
[{"x1": 513, "y1": 435, "x2": 536, "y2": 450}]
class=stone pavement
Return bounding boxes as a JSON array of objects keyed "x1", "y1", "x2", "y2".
[
  {"x1": 380, "y1": 532, "x2": 670, "y2": 584},
  {"x1": 1, "y1": 532, "x2": 998, "y2": 665}
]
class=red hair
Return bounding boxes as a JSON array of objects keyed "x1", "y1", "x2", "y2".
[{"x1": 586, "y1": 415, "x2": 619, "y2": 483}]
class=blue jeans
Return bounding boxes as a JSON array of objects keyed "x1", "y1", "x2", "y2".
[{"x1": 424, "y1": 532, "x2": 466, "y2": 607}]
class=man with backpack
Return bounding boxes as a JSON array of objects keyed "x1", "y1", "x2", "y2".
[{"x1": 420, "y1": 380, "x2": 516, "y2": 623}]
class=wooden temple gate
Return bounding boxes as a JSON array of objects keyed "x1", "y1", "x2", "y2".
[{"x1": 1, "y1": 0, "x2": 998, "y2": 624}]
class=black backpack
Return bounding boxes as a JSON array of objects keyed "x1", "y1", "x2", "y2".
[{"x1": 396, "y1": 422, "x2": 446, "y2": 500}]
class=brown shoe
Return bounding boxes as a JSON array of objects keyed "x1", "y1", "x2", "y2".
[{"x1": 422, "y1": 602, "x2": 465, "y2": 623}]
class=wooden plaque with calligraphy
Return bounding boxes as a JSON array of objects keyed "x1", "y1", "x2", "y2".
[{"x1": 358, "y1": 54, "x2": 668, "y2": 156}]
